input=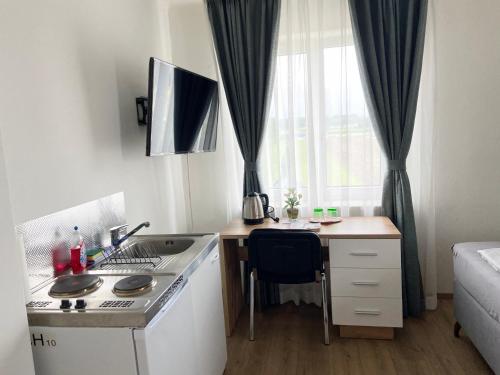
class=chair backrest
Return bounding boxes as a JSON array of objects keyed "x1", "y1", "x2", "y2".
[{"x1": 247, "y1": 229, "x2": 323, "y2": 284}]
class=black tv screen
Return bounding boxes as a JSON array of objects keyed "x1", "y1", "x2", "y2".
[{"x1": 146, "y1": 58, "x2": 219, "y2": 156}]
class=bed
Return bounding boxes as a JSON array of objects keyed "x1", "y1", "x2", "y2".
[{"x1": 453, "y1": 242, "x2": 500, "y2": 373}]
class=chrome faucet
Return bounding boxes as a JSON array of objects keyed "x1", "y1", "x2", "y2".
[{"x1": 110, "y1": 221, "x2": 150, "y2": 247}]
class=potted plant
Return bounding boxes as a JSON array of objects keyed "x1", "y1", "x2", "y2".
[{"x1": 284, "y1": 188, "x2": 302, "y2": 220}]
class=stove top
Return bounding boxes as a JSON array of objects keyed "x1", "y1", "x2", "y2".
[{"x1": 27, "y1": 272, "x2": 182, "y2": 328}]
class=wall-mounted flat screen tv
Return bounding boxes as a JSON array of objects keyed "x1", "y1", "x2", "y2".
[{"x1": 146, "y1": 57, "x2": 219, "y2": 156}]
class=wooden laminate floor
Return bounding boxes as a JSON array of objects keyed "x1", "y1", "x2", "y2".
[{"x1": 225, "y1": 299, "x2": 492, "y2": 374}]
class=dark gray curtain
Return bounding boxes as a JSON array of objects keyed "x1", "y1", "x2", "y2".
[
  {"x1": 206, "y1": 0, "x2": 281, "y2": 196},
  {"x1": 207, "y1": 0, "x2": 282, "y2": 306},
  {"x1": 348, "y1": 0, "x2": 427, "y2": 317}
]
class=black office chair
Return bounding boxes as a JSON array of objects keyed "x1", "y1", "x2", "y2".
[{"x1": 247, "y1": 229, "x2": 329, "y2": 345}]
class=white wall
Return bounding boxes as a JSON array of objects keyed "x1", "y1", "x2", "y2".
[
  {"x1": 0, "y1": 130, "x2": 34, "y2": 374},
  {"x1": 0, "y1": 0, "x2": 191, "y2": 234},
  {"x1": 0, "y1": 0, "x2": 235, "y2": 236},
  {"x1": 164, "y1": 0, "x2": 244, "y2": 233},
  {"x1": 434, "y1": 0, "x2": 500, "y2": 292}
]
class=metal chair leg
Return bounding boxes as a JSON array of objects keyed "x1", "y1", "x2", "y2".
[
  {"x1": 249, "y1": 271, "x2": 255, "y2": 341},
  {"x1": 321, "y1": 273, "x2": 330, "y2": 345}
]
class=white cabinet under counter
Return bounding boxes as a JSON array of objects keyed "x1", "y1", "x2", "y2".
[
  {"x1": 190, "y1": 246, "x2": 227, "y2": 375},
  {"x1": 329, "y1": 238, "x2": 403, "y2": 339},
  {"x1": 136, "y1": 245, "x2": 227, "y2": 375},
  {"x1": 28, "y1": 235, "x2": 227, "y2": 375}
]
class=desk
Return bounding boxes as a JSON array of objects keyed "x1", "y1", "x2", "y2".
[{"x1": 219, "y1": 216, "x2": 402, "y2": 338}]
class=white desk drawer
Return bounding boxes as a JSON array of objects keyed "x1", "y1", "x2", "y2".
[
  {"x1": 329, "y1": 239, "x2": 400, "y2": 268},
  {"x1": 332, "y1": 297, "x2": 403, "y2": 327},
  {"x1": 331, "y1": 268, "x2": 401, "y2": 298}
]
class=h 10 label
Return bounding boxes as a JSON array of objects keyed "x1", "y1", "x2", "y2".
[{"x1": 31, "y1": 333, "x2": 56, "y2": 347}]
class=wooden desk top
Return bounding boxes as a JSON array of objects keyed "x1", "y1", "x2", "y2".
[{"x1": 219, "y1": 216, "x2": 401, "y2": 240}]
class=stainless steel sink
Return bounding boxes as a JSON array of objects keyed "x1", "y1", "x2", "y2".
[
  {"x1": 126, "y1": 237, "x2": 195, "y2": 256},
  {"x1": 93, "y1": 234, "x2": 217, "y2": 275}
]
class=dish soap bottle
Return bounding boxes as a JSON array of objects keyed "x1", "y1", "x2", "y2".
[
  {"x1": 51, "y1": 228, "x2": 69, "y2": 275},
  {"x1": 70, "y1": 226, "x2": 87, "y2": 274}
]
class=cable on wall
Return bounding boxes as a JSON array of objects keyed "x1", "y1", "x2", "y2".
[{"x1": 186, "y1": 154, "x2": 195, "y2": 232}]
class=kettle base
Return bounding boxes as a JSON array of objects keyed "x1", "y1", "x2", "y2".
[{"x1": 243, "y1": 218, "x2": 264, "y2": 225}]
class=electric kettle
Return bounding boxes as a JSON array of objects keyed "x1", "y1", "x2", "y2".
[{"x1": 242, "y1": 192, "x2": 266, "y2": 224}]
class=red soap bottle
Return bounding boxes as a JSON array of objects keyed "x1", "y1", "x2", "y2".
[{"x1": 70, "y1": 226, "x2": 87, "y2": 274}]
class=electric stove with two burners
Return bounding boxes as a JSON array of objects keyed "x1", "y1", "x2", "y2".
[
  {"x1": 27, "y1": 233, "x2": 224, "y2": 375},
  {"x1": 27, "y1": 271, "x2": 184, "y2": 328}
]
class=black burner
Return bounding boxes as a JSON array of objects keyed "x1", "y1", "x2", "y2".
[
  {"x1": 49, "y1": 275, "x2": 103, "y2": 298},
  {"x1": 113, "y1": 275, "x2": 154, "y2": 296}
]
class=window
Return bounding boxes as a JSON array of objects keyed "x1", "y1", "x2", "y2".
[{"x1": 259, "y1": 0, "x2": 383, "y2": 216}]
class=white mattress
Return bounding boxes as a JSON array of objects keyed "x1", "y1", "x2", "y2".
[
  {"x1": 453, "y1": 242, "x2": 500, "y2": 323},
  {"x1": 478, "y1": 248, "x2": 500, "y2": 271}
]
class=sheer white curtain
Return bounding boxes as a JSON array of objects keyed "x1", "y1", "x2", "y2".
[
  {"x1": 259, "y1": 0, "x2": 384, "y2": 219},
  {"x1": 408, "y1": 0, "x2": 437, "y2": 310},
  {"x1": 258, "y1": 0, "x2": 383, "y2": 306},
  {"x1": 256, "y1": 0, "x2": 437, "y2": 308}
]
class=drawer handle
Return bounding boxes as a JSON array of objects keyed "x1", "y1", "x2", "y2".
[
  {"x1": 349, "y1": 251, "x2": 378, "y2": 256},
  {"x1": 354, "y1": 308, "x2": 381, "y2": 315},
  {"x1": 352, "y1": 281, "x2": 380, "y2": 286}
]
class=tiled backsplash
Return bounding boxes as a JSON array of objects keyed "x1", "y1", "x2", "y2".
[{"x1": 16, "y1": 192, "x2": 126, "y2": 290}]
